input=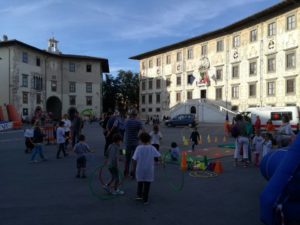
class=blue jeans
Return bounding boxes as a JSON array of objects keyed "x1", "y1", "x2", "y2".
[{"x1": 31, "y1": 144, "x2": 45, "y2": 160}]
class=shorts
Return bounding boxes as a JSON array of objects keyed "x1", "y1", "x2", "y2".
[
  {"x1": 109, "y1": 167, "x2": 119, "y2": 181},
  {"x1": 77, "y1": 156, "x2": 86, "y2": 169}
]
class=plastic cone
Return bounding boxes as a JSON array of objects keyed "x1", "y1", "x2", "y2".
[
  {"x1": 207, "y1": 135, "x2": 211, "y2": 144},
  {"x1": 214, "y1": 160, "x2": 223, "y2": 174},
  {"x1": 180, "y1": 152, "x2": 187, "y2": 171},
  {"x1": 223, "y1": 136, "x2": 227, "y2": 143},
  {"x1": 214, "y1": 136, "x2": 218, "y2": 143},
  {"x1": 203, "y1": 155, "x2": 208, "y2": 166},
  {"x1": 198, "y1": 135, "x2": 202, "y2": 144}
]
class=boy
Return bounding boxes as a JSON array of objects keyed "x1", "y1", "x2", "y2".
[
  {"x1": 73, "y1": 134, "x2": 90, "y2": 178},
  {"x1": 56, "y1": 121, "x2": 68, "y2": 159},
  {"x1": 103, "y1": 133, "x2": 124, "y2": 195},
  {"x1": 132, "y1": 132, "x2": 161, "y2": 205}
]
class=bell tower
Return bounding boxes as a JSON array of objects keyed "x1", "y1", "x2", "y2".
[{"x1": 47, "y1": 37, "x2": 60, "y2": 54}]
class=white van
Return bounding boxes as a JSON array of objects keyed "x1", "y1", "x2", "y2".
[{"x1": 245, "y1": 106, "x2": 300, "y2": 132}]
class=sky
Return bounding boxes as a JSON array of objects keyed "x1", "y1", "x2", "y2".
[{"x1": 0, "y1": 0, "x2": 281, "y2": 75}]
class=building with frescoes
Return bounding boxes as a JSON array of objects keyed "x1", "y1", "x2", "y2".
[
  {"x1": 130, "y1": 1, "x2": 300, "y2": 122},
  {"x1": 0, "y1": 36, "x2": 109, "y2": 121}
]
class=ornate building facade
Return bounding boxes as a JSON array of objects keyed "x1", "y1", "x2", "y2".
[
  {"x1": 0, "y1": 37, "x2": 109, "y2": 120},
  {"x1": 130, "y1": 1, "x2": 300, "y2": 119}
]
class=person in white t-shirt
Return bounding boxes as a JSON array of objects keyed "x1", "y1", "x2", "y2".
[
  {"x1": 252, "y1": 129, "x2": 264, "y2": 166},
  {"x1": 56, "y1": 121, "x2": 68, "y2": 159},
  {"x1": 62, "y1": 114, "x2": 71, "y2": 148},
  {"x1": 132, "y1": 132, "x2": 161, "y2": 205}
]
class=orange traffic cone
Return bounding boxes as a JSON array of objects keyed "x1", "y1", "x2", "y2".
[
  {"x1": 180, "y1": 152, "x2": 187, "y2": 171},
  {"x1": 214, "y1": 160, "x2": 223, "y2": 174}
]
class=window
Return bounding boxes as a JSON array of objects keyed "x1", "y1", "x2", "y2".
[
  {"x1": 187, "y1": 74, "x2": 194, "y2": 85},
  {"x1": 176, "y1": 52, "x2": 182, "y2": 62},
  {"x1": 141, "y1": 95, "x2": 146, "y2": 104},
  {"x1": 86, "y1": 96, "x2": 92, "y2": 106},
  {"x1": 148, "y1": 79, "x2": 153, "y2": 90},
  {"x1": 249, "y1": 61, "x2": 257, "y2": 76},
  {"x1": 69, "y1": 82, "x2": 76, "y2": 93},
  {"x1": 23, "y1": 108, "x2": 28, "y2": 116},
  {"x1": 286, "y1": 78, "x2": 295, "y2": 94},
  {"x1": 216, "y1": 88, "x2": 222, "y2": 100},
  {"x1": 86, "y1": 64, "x2": 92, "y2": 72},
  {"x1": 149, "y1": 59, "x2": 153, "y2": 68},
  {"x1": 201, "y1": 45, "x2": 207, "y2": 56},
  {"x1": 286, "y1": 52, "x2": 296, "y2": 69},
  {"x1": 22, "y1": 92, "x2": 28, "y2": 104},
  {"x1": 156, "y1": 93, "x2": 160, "y2": 103},
  {"x1": 216, "y1": 40, "x2": 224, "y2": 52},
  {"x1": 51, "y1": 81, "x2": 57, "y2": 92},
  {"x1": 22, "y1": 52, "x2": 28, "y2": 63},
  {"x1": 22, "y1": 74, "x2": 28, "y2": 87},
  {"x1": 232, "y1": 65, "x2": 239, "y2": 79},
  {"x1": 156, "y1": 79, "x2": 161, "y2": 89},
  {"x1": 156, "y1": 57, "x2": 161, "y2": 67},
  {"x1": 187, "y1": 48, "x2": 193, "y2": 59},
  {"x1": 86, "y1": 82, "x2": 92, "y2": 93},
  {"x1": 36, "y1": 57, "x2": 41, "y2": 66},
  {"x1": 156, "y1": 108, "x2": 160, "y2": 112},
  {"x1": 271, "y1": 112, "x2": 292, "y2": 121},
  {"x1": 249, "y1": 83, "x2": 257, "y2": 97},
  {"x1": 141, "y1": 108, "x2": 145, "y2": 112},
  {"x1": 36, "y1": 93, "x2": 41, "y2": 104},
  {"x1": 148, "y1": 94, "x2": 153, "y2": 104},
  {"x1": 166, "y1": 55, "x2": 171, "y2": 64},
  {"x1": 148, "y1": 108, "x2": 152, "y2": 112},
  {"x1": 176, "y1": 92, "x2": 181, "y2": 102},
  {"x1": 33, "y1": 76, "x2": 43, "y2": 91},
  {"x1": 287, "y1": 15, "x2": 296, "y2": 31},
  {"x1": 268, "y1": 22, "x2": 276, "y2": 36},
  {"x1": 232, "y1": 86, "x2": 239, "y2": 99},
  {"x1": 187, "y1": 91, "x2": 193, "y2": 100},
  {"x1": 250, "y1": 29, "x2": 257, "y2": 42},
  {"x1": 267, "y1": 56, "x2": 276, "y2": 73},
  {"x1": 69, "y1": 62, "x2": 75, "y2": 72},
  {"x1": 176, "y1": 75, "x2": 181, "y2": 86},
  {"x1": 141, "y1": 80, "x2": 146, "y2": 90},
  {"x1": 166, "y1": 77, "x2": 171, "y2": 87},
  {"x1": 69, "y1": 96, "x2": 76, "y2": 105},
  {"x1": 233, "y1": 35, "x2": 240, "y2": 48},
  {"x1": 216, "y1": 68, "x2": 223, "y2": 80},
  {"x1": 267, "y1": 81, "x2": 276, "y2": 96}
]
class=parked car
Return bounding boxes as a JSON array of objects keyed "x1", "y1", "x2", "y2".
[{"x1": 165, "y1": 114, "x2": 198, "y2": 127}]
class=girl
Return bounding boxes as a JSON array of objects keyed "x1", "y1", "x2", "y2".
[
  {"x1": 252, "y1": 130, "x2": 264, "y2": 166},
  {"x1": 132, "y1": 132, "x2": 161, "y2": 205},
  {"x1": 262, "y1": 133, "x2": 273, "y2": 158}
]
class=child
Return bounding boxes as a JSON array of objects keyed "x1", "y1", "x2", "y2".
[
  {"x1": 132, "y1": 132, "x2": 161, "y2": 205},
  {"x1": 150, "y1": 125, "x2": 163, "y2": 151},
  {"x1": 170, "y1": 142, "x2": 180, "y2": 161},
  {"x1": 73, "y1": 134, "x2": 91, "y2": 178},
  {"x1": 266, "y1": 119, "x2": 275, "y2": 135},
  {"x1": 190, "y1": 127, "x2": 200, "y2": 151},
  {"x1": 62, "y1": 114, "x2": 71, "y2": 149},
  {"x1": 24, "y1": 126, "x2": 34, "y2": 153},
  {"x1": 103, "y1": 133, "x2": 124, "y2": 195},
  {"x1": 262, "y1": 133, "x2": 273, "y2": 158},
  {"x1": 252, "y1": 130, "x2": 264, "y2": 166},
  {"x1": 56, "y1": 121, "x2": 68, "y2": 159}
]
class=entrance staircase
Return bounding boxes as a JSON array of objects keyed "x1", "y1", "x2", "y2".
[{"x1": 169, "y1": 99, "x2": 238, "y2": 123}]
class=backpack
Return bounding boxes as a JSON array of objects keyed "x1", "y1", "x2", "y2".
[{"x1": 231, "y1": 123, "x2": 240, "y2": 138}]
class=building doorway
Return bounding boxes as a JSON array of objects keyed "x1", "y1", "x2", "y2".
[
  {"x1": 201, "y1": 90, "x2": 207, "y2": 99},
  {"x1": 190, "y1": 106, "x2": 196, "y2": 114},
  {"x1": 46, "y1": 96, "x2": 62, "y2": 121}
]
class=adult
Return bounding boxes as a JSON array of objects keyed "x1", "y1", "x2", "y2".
[
  {"x1": 254, "y1": 115, "x2": 261, "y2": 133},
  {"x1": 276, "y1": 115, "x2": 295, "y2": 147},
  {"x1": 105, "y1": 111, "x2": 123, "y2": 156},
  {"x1": 71, "y1": 111, "x2": 83, "y2": 147},
  {"x1": 102, "y1": 111, "x2": 113, "y2": 157},
  {"x1": 62, "y1": 114, "x2": 71, "y2": 149},
  {"x1": 233, "y1": 114, "x2": 250, "y2": 167},
  {"x1": 124, "y1": 109, "x2": 144, "y2": 177}
]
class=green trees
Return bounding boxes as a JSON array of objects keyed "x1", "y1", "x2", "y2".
[{"x1": 102, "y1": 70, "x2": 139, "y2": 114}]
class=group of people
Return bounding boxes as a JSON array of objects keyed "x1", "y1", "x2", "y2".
[{"x1": 232, "y1": 114, "x2": 296, "y2": 167}]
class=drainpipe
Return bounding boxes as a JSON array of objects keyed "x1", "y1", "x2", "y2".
[{"x1": 8, "y1": 47, "x2": 11, "y2": 103}]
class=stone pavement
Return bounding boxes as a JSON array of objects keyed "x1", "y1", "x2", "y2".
[{"x1": 0, "y1": 122, "x2": 266, "y2": 225}]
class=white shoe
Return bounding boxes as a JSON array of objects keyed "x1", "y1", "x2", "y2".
[{"x1": 112, "y1": 189, "x2": 125, "y2": 195}]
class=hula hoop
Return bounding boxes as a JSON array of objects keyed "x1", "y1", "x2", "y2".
[
  {"x1": 88, "y1": 163, "x2": 124, "y2": 200},
  {"x1": 160, "y1": 151, "x2": 185, "y2": 192},
  {"x1": 189, "y1": 171, "x2": 218, "y2": 178}
]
